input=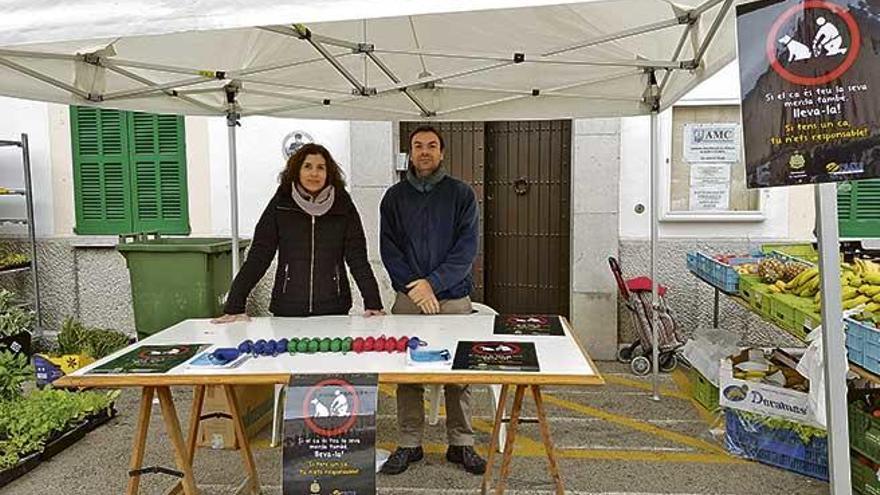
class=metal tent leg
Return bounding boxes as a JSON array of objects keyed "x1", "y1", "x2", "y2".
[{"x1": 814, "y1": 183, "x2": 850, "y2": 494}]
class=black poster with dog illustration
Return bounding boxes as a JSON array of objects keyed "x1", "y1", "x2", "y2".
[
  {"x1": 452, "y1": 341, "x2": 540, "y2": 372},
  {"x1": 493, "y1": 314, "x2": 564, "y2": 336},
  {"x1": 737, "y1": 0, "x2": 880, "y2": 188},
  {"x1": 283, "y1": 373, "x2": 378, "y2": 495}
]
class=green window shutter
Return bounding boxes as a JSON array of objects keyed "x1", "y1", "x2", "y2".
[
  {"x1": 128, "y1": 112, "x2": 190, "y2": 235},
  {"x1": 839, "y1": 179, "x2": 880, "y2": 238},
  {"x1": 71, "y1": 106, "x2": 133, "y2": 234}
]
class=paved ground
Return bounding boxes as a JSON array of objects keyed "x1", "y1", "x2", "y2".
[{"x1": 2, "y1": 362, "x2": 830, "y2": 494}]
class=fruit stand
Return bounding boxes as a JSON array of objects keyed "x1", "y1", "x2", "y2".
[{"x1": 686, "y1": 243, "x2": 880, "y2": 490}]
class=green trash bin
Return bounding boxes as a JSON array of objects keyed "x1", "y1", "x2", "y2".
[{"x1": 116, "y1": 233, "x2": 250, "y2": 339}]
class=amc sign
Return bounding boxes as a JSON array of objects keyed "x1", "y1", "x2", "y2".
[{"x1": 684, "y1": 123, "x2": 741, "y2": 163}]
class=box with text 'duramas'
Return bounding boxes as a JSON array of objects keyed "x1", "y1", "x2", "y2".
[{"x1": 198, "y1": 385, "x2": 274, "y2": 450}]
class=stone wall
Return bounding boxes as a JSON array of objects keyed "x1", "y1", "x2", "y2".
[{"x1": 618, "y1": 239, "x2": 804, "y2": 348}]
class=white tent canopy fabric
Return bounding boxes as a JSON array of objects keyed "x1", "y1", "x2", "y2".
[
  {"x1": 0, "y1": 1, "x2": 855, "y2": 492},
  {"x1": 0, "y1": 0, "x2": 735, "y2": 120}
]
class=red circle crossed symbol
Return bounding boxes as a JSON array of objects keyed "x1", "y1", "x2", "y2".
[
  {"x1": 302, "y1": 378, "x2": 360, "y2": 437},
  {"x1": 472, "y1": 342, "x2": 522, "y2": 356},
  {"x1": 766, "y1": 0, "x2": 861, "y2": 86}
]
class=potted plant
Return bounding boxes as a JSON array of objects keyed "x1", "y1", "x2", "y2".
[
  {"x1": 0, "y1": 350, "x2": 118, "y2": 486},
  {"x1": 0, "y1": 252, "x2": 29, "y2": 271},
  {"x1": 0, "y1": 290, "x2": 34, "y2": 358},
  {"x1": 34, "y1": 318, "x2": 130, "y2": 387}
]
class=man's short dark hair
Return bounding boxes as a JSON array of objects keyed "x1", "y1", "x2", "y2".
[{"x1": 408, "y1": 125, "x2": 445, "y2": 151}]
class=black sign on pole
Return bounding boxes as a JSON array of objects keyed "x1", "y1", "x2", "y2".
[
  {"x1": 737, "y1": 0, "x2": 880, "y2": 188},
  {"x1": 283, "y1": 373, "x2": 378, "y2": 495}
]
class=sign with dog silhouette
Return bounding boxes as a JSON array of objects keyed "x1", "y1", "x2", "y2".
[
  {"x1": 736, "y1": 0, "x2": 880, "y2": 187},
  {"x1": 493, "y1": 314, "x2": 565, "y2": 336},
  {"x1": 283, "y1": 374, "x2": 378, "y2": 495},
  {"x1": 452, "y1": 341, "x2": 540, "y2": 372}
]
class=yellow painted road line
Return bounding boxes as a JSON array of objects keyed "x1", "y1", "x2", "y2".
[
  {"x1": 554, "y1": 448, "x2": 742, "y2": 464},
  {"x1": 540, "y1": 393, "x2": 728, "y2": 455},
  {"x1": 670, "y1": 368, "x2": 723, "y2": 428},
  {"x1": 379, "y1": 382, "x2": 545, "y2": 451},
  {"x1": 376, "y1": 442, "x2": 742, "y2": 464},
  {"x1": 251, "y1": 438, "x2": 272, "y2": 449},
  {"x1": 380, "y1": 382, "x2": 724, "y2": 454},
  {"x1": 602, "y1": 374, "x2": 691, "y2": 400}
]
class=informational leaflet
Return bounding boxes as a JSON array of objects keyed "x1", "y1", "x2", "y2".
[
  {"x1": 283, "y1": 374, "x2": 378, "y2": 495},
  {"x1": 689, "y1": 163, "x2": 731, "y2": 211},
  {"x1": 88, "y1": 344, "x2": 202, "y2": 374},
  {"x1": 452, "y1": 341, "x2": 540, "y2": 372},
  {"x1": 493, "y1": 314, "x2": 564, "y2": 336}
]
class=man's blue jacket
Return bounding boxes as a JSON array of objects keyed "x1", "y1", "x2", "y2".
[{"x1": 380, "y1": 175, "x2": 479, "y2": 300}]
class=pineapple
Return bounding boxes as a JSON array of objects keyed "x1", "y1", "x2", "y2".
[
  {"x1": 782, "y1": 262, "x2": 807, "y2": 282},
  {"x1": 758, "y1": 258, "x2": 785, "y2": 283}
]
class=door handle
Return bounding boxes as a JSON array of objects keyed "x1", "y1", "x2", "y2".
[{"x1": 513, "y1": 177, "x2": 529, "y2": 196}]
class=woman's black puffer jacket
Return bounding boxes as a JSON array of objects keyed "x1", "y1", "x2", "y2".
[{"x1": 224, "y1": 186, "x2": 382, "y2": 316}]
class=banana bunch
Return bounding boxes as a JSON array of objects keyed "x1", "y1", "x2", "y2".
[
  {"x1": 773, "y1": 266, "x2": 819, "y2": 295},
  {"x1": 853, "y1": 258, "x2": 880, "y2": 278},
  {"x1": 809, "y1": 258, "x2": 880, "y2": 316}
]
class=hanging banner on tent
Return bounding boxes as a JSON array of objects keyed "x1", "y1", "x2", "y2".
[
  {"x1": 283, "y1": 373, "x2": 378, "y2": 495},
  {"x1": 683, "y1": 123, "x2": 741, "y2": 163},
  {"x1": 736, "y1": 0, "x2": 880, "y2": 188}
]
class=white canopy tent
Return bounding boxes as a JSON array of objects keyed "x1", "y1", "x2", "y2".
[{"x1": 0, "y1": 1, "x2": 851, "y2": 492}]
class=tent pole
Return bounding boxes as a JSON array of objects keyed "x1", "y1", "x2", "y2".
[
  {"x1": 649, "y1": 108, "x2": 660, "y2": 401},
  {"x1": 225, "y1": 82, "x2": 242, "y2": 278},
  {"x1": 227, "y1": 112, "x2": 240, "y2": 277},
  {"x1": 648, "y1": 71, "x2": 661, "y2": 401},
  {"x1": 814, "y1": 183, "x2": 850, "y2": 494}
]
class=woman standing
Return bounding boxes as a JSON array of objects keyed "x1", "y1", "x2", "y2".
[{"x1": 214, "y1": 143, "x2": 383, "y2": 321}]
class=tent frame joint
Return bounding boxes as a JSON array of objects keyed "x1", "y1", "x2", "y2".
[
  {"x1": 226, "y1": 111, "x2": 241, "y2": 127},
  {"x1": 677, "y1": 10, "x2": 699, "y2": 25},
  {"x1": 642, "y1": 68, "x2": 661, "y2": 112},
  {"x1": 353, "y1": 43, "x2": 375, "y2": 54},
  {"x1": 225, "y1": 80, "x2": 242, "y2": 126},
  {"x1": 292, "y1": 24, "x2": 311, "y2": 40},
  {"x1": 82, "y1": 53, "x2": 103, "y2": 66},
  {"x1": 353, "y1": 87, "x2": 378, "y2": 96}
]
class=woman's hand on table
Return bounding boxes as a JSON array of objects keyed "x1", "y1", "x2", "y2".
[
  {"x1": 211, "y1": 313, "x2": 251, "y2": 324},
  {"x1": 363, "y1": 309, "x2": 386, "y2": 317}
]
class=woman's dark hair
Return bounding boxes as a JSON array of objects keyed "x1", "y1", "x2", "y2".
[{"x1": 279, "y1": 143, "x2": 346, "y2": 195}]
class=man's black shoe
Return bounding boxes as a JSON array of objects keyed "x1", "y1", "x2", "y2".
[
  {"x1": 446, "y1": 445, "x2": 487, "y2": 475},
  {"x1": 379, "y1": 446, "x2": 424, "y2": 475}
]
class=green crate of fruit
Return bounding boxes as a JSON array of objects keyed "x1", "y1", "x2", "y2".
[
  {"x1": 739, "y1": 275, "x2": 762, "y2": 300},
  {"x1": 688, "y1": 366, "x2": 719, "y2": 411},
  {"x1": 850, "y1": 398, "x2": 880, "y2": 464},
  {"x1": 760, "y1": 243, "x2": 818, "y2": 258},
  {"x1": 793, "y1": 306, "x2": 822, "y2": 337},
  {"x1": 769, "y1": 293, "x2": 803, "y2": 339},
  {"x1": 739, "y1": 275, "x2": 775, "y2": 321},
  {"x1": 852, "y1": 454, "x2": 880, "y2": 495}
]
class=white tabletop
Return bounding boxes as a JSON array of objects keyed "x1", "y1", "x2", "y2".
[{"x1": 60, "y1": 315, "x2": 602, "y2": 387}]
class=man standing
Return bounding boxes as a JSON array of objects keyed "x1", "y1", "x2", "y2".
[{"x1": 379, "y1": 125, "x2": 485, "y2": 475}]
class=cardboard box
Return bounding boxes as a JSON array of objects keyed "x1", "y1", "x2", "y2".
[
  {"x1": 719, "y1": 349, "x2": 820, "y2": 427},
  {"x1": 198, "y1": 384, "x2": 274, "y2": 450}
]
